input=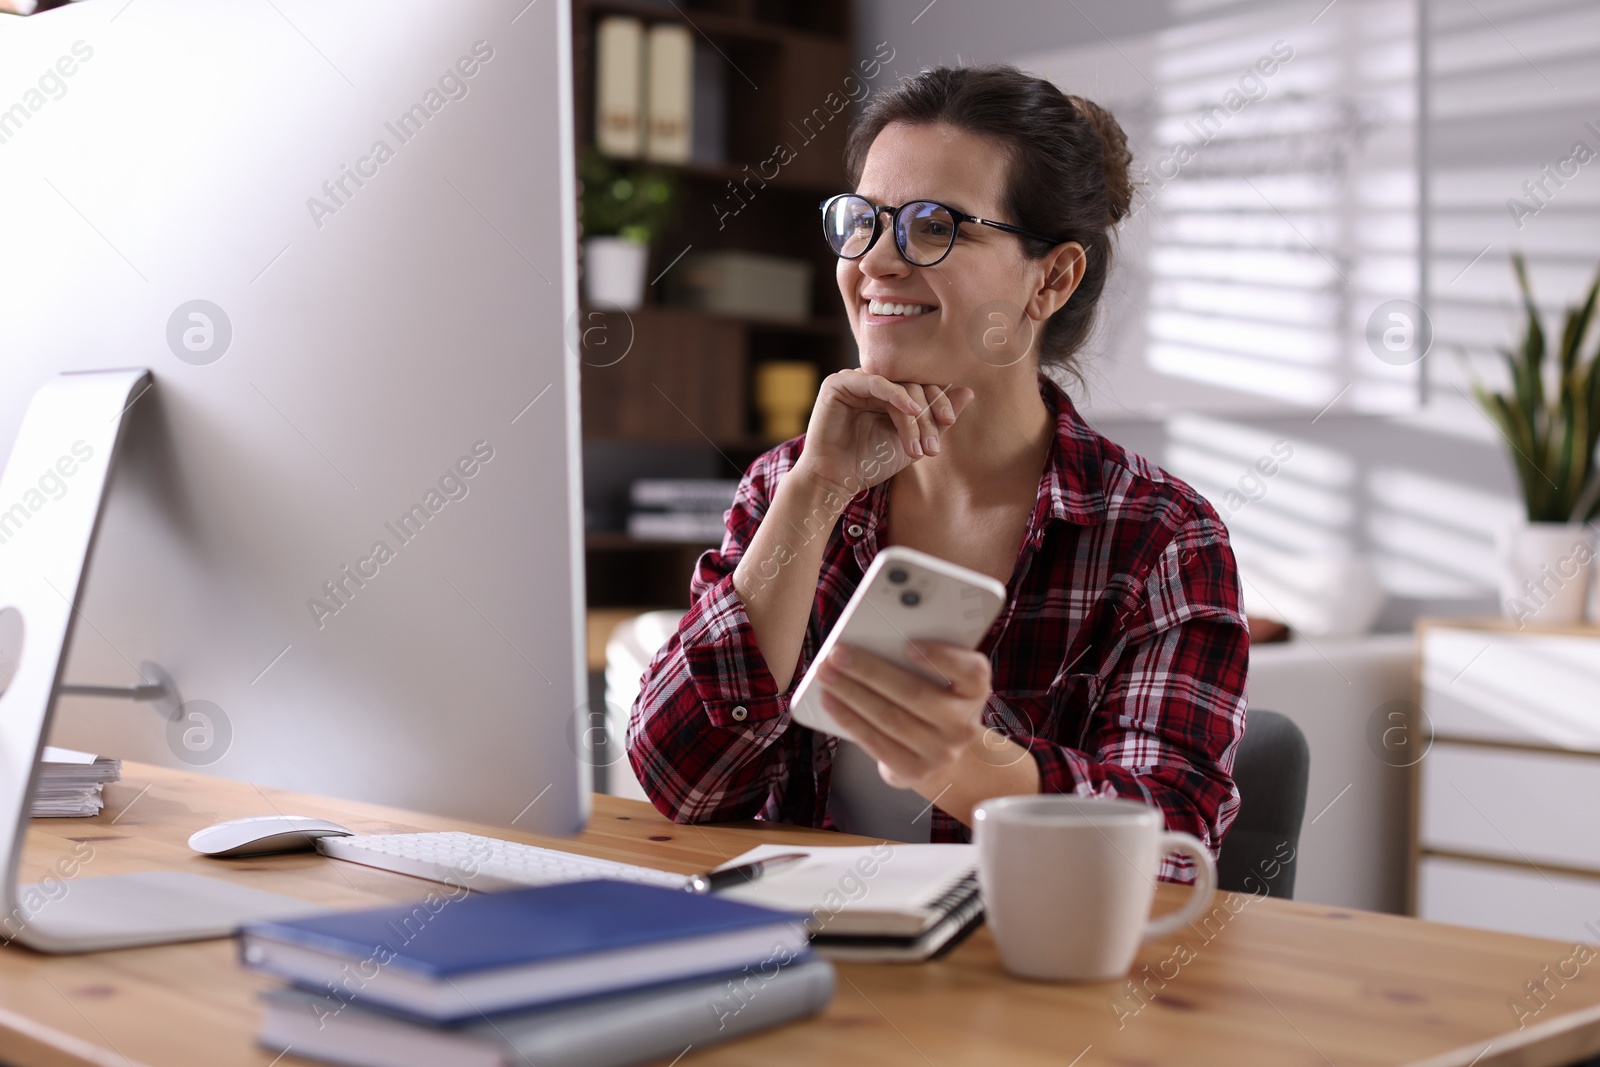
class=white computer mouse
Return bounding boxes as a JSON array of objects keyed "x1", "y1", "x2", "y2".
[{"x1": 188, "y1": 814, "x2": 355, "y2": 857}]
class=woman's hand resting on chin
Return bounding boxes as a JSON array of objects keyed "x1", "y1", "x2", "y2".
[{"x1": 791, "y1": 369, "x2": 975, "y2": 496}]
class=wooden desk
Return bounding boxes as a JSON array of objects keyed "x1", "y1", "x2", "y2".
[{"x1": 3, "y1": 764, "x2": 1600, "y2": 1067}]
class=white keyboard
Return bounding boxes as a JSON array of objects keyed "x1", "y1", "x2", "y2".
[{"x1": 317, "y1": 831, "x2": 690, "y2": 892}]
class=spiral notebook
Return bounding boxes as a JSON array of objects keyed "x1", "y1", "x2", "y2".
[{"x1": 711, "y1": 844, "x2": 983, "y2": 962}]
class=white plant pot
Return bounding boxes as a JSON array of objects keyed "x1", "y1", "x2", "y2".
[
  {"x1": 1496, "y1": 521, "x2": 1596, "y2": 627},
  {"x1": 583, "y1": 236, "x2": 649, "y2": 311}
]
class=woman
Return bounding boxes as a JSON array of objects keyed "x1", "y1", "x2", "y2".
[{"x1": 627, "y1": 65, "x2": 1247, "y2": 882}]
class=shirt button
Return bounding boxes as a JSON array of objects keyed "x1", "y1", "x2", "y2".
[
  {"x1": 846, "y1": 524, "x2": 864, "y2": 538},
  {"x1": 731, "y1": 705, "x2": 749, "y2": 722}
]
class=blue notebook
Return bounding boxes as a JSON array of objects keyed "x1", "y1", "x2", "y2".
[
  {"x1": 257, "y1": 958, "x2": 838, "y2": 1067},
  {"x1": 239, "y1": 880, "x2": 809, "y2": 1023}
]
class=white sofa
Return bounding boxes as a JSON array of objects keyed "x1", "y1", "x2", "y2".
[
  {"x1": 1246, "y1": 633, "x2": 1415, "y2": 913},
  {"x1": 603, "y1": 610, "x2": 685, "y2": 803}
]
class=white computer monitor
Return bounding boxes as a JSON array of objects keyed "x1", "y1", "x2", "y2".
[{"x1": 0, "y1": 0, "x2": 588, "y2": 853}]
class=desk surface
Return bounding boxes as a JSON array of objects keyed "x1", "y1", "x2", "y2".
[{"x1": 2, "y1": 764, "x2": 1598, "y2": 1067}]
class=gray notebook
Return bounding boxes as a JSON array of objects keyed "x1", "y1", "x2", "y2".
[{"x1": 258, "y1": 957, "x2": 835, "y2": 1067}]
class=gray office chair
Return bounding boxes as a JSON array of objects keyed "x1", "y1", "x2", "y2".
[{"x1": 1216, "y1": 709, "x2": 1310, "y2": 899}]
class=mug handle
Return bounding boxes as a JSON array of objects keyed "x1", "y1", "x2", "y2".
[{"x1": 1142, "y1": 831, "x2": 1218, "y2": 940}]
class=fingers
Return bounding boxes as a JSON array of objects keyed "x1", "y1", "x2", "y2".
[
  {"x1": 821, "y1": 689, "x2": 923, "y2": 766},
  {"x1": 825, "y1": 371, "x2": 924, "y2": 458},
  {"x1": 927, "y1": 384, "x2": 959, "y2": 430},
  {"x1": 908, "y1": 642, "x2": 992, "y2": 700},
  {"x1": 819, "y1": 641, "x2": 992, "y2": 793},
  {"x1": 823, "y1": 695, "x2": 933, "y2": 791},
  {"x1": 859, "y1": 376, "x2": 925, "y2": 459},
  {"x1": 903, "y1": 383, "x2": 976, "y2": 458},
  {"x1": 820, "y1": 664, "x2": 944, "y2": 748},
  {"x1": 823, "y1": 643, "x2": 979, "y2": 733},
  {"x1": 945, "y1": 386, "x2": 975, "y2": 420},
  {"x1": 827, "y1": 642, "x2": 943, "y2": 705},
  {"x1": 815, "y1": 372, "x2": 974, "y2": 463},
  {"x1": 829, "y1": 370, "x2": 921, "y2": 419},
  {"x1": 819, "y1": 656, "x2": 970, "y2": 788},
  {"x1": 904, "y1": 383, "x2": 941, "y2": 457},
  {"x1": 888, "y1": 404, "x2": 924, "y2": 459}
]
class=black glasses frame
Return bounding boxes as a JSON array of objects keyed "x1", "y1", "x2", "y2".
[{"x1": 820, "y1": 193, "x2": 1063, "y2": 267}]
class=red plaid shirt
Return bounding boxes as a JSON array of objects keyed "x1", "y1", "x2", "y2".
[{"x1": 627, "y1": 377, "x2": 1248, "y2": 881}]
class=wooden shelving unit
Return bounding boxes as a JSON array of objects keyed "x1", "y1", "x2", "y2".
[
  {"x1": 585, "y1": 532, "x2": 721, "y2": 609},
  {"x1": 573, "y1": 0, "x2": 857, "y2": 613}
]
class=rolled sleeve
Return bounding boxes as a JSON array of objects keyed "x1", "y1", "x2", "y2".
[
  {"x1": 627, "y1": 450, "x2": 812, "y2": 825},
  {"x1": 678, "y1": 574, "x2": 787, "y2": 730}
]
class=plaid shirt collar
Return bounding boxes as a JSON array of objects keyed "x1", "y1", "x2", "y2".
[{"x1": 839, "y1": 375, "x2": 1108, "y2": 567}]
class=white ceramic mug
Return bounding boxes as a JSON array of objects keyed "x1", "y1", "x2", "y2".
[{"x1": 972, "y1": 795, "x2": 1217, "y2": 981}]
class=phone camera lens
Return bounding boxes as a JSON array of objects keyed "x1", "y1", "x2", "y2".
[
  {"x1": 888, "y1": 568, "x2": 909, "y2": 584},
  {"x1": 900, "y1": 591, "x2": 921, "y2": 607}
]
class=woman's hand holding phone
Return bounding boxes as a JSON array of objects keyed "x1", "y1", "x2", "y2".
[
  {"x1": 791, "y1": 369, "x2": 974, "y2": 496},
  {"x1": 818, "y1": 641, "x2": 991, "y2": 791},
  {"x1": 818, "y1": 639, "x2": 1042, "y2": 825}
]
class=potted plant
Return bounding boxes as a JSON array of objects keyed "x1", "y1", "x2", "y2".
[
  {"x1": 578, "y1": 148, "x2": 680, "y2": 311},
  {"x1": 1468, "y1": 254, "x2": 1600, "y2": 625}
]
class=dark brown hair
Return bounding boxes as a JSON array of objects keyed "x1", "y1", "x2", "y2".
[{"x1": 844, "y1": 64, "x2": 1133, "y2": 377}]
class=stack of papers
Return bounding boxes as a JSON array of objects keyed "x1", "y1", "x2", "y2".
[{"x1": 32, "y1": 746, "x2": 122, "y2": 818}]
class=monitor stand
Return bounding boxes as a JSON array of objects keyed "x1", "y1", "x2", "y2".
[{"x1": 0, "y1": 370, "x2": 324, "y2": 953}]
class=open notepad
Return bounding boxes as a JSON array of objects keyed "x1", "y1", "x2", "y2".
[{"x1": 712, "y1": 843, "x2": 982, "y2": 962}]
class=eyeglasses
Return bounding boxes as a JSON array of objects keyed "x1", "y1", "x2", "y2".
[{"x1": 820, "y1": 193, "x2": 1062, "y2": 268}]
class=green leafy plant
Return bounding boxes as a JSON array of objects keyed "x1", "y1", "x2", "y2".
[
  {"x1": 579, "y1": 147, "x2": 681, "y2": 245},
  {"x1": 1467, "y1": 253, "x2": 1600, "y2": 523}
]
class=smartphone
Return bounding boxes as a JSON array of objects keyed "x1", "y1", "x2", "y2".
[{"x1": 789, "y1": 545, "x2": 1008, "y2": 739}]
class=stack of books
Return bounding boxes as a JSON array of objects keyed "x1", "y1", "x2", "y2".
[
  {"x1": 626, "y1": 478, "x2": 739, "y2": 542},
  {"x1": 242, "y1": 879, "x2": 834, "y2": 1067},
  {"x1": 596, "y1": 16, "x2": 719, "y2": 164},
  {"x1": 31, "y1": 746, "x2": 122, "y2": 818}
]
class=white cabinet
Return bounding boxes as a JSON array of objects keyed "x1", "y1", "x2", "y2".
[
  {"x1": 1415, "y1": 621, "x2": 1600, "y2": 941},
  {"x1": 1419, "y1": 745, "x2": 1600, "y2": 870},
  {"x1": 1417, "y1": 856, "x2": 1600, "y2": 943}
]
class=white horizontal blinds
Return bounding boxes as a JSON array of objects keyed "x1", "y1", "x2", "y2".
[
  {"x1": 1162, "y1": 413, "x2": 1373, "y2": 629},
  {"x1": 1371, "y1": 0, "x2": 1600, "y2": 600},
  {"x1": 1425, "y1": 0, "x2": 1600, "y2": 395},
  {"x1": 1143, "y1": 0, "x2": 1421, "y2": 414}
]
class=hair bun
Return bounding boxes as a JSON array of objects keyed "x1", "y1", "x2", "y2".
[{"x1": 1067, "y1": 94, "x2": 1133, "y2": 223}]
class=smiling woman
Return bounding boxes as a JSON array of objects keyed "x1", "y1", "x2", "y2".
[{"x1": 627, "y1": 65, "x2": 1248, "y2": 881}]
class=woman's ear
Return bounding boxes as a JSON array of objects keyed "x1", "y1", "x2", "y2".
[{"x1": 1026, "y1": 241, "x2": 1087, "y2": 322}]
